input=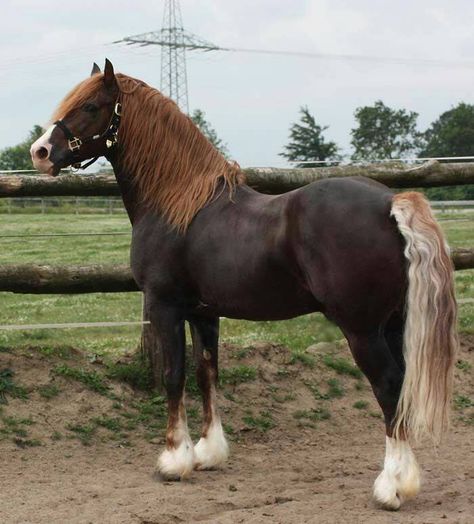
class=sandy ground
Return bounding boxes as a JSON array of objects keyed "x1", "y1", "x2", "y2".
[{"x1": 1, "y1": 338, "x2": 473, "y2": 524}]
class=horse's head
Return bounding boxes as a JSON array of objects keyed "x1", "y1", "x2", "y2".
[{"x1": 30, "y1": 59, "x2": 120, "y2": 176}]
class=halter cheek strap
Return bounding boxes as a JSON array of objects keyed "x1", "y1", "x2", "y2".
[{"x1": 54, "y1": 101, "x2": 122, "y2": 170}]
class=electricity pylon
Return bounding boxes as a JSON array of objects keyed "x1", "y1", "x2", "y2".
[{"x1": 116, "y1": 0, "x2": 221, "y2": 113}]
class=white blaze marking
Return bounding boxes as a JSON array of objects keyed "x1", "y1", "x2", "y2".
[{"x1": 30, "y1": 124, "x2": 56, "y2": 173}]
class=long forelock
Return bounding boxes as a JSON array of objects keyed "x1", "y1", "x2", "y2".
[{"x1": 51, "y1": 74, "x2": 104, "y2": 122}]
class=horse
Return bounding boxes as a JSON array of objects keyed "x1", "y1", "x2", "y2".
[{"x1": 30, "y1": 59, "x2": 458, "y2": 511}]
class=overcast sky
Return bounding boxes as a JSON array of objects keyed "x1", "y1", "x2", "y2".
[{"x1": 1, "y1": 0, "x2": 474, "y2": 167}]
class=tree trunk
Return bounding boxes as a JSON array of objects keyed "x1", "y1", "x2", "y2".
[{"x1": 140, "y1": 294, "x2": 164, "y2": 391}]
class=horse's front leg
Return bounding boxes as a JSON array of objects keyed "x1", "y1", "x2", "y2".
[
  {"x1": 189, "y1": 315, "x2": 229, "y2": 470},
  {"x1": 149, "y1": 299, "x2": 194, "y2": 480}
]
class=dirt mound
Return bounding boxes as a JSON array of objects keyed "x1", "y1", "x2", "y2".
[{"x1": 0, "y1": 337, "x2": 473, "y2": 523}]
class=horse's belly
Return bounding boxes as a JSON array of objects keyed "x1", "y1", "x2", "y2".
[{"x1": 194, "y1": 278, "x2": 321, "y2": 321}]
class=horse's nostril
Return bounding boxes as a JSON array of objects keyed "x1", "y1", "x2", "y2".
[{"x1": 36, "y1": 146, "x2": 49, "y2": 160}]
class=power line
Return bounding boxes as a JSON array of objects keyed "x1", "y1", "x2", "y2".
[{"x1": 114, "y1": 0, "x2": 221, "y2": 113}]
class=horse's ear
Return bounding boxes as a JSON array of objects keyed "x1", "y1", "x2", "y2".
[
  {"x1": 91, "y1": 62, "x2": 101, "y2": 76},
  {"x1": 103, "y1": 58, "x2": 117, "y2": 89}
]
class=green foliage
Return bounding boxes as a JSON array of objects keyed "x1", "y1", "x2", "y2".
[
  {"x1": 351, "y1": 100, "x2": 421, "y2": 161},
  {"x1": 322, "y1": 355, "x2": 362, "y2": 378},
  {"x1": 353, "y1": 400, "x2": 369, "y2": 410},
  {"x1": 421, "y1": 103, "x2": 474, "y2": 200},
  {"x1": 326, "y1": 378, "x2": 344, "y2": 399},
  {"x1": 53, "y1": 365, "x2": 109, "y2": 395},
  {"x1": 190, "y1": 109, "x2": 229, "y2": 157},
  {"x1": 456, "y1": 360, "x2": 472, "y2": 372},
  {"x1": 454, "y1": 394, "x2": 473, "y2": 410},
  {"x1": 0, "y1": 369, "x2": 29, "y2": 404},
  {"x1": 219, "y1": 365, "x2": 257, "y2": 385},
  {"x1": 0, "y1": 414, "x2": 35, "y2": 443},
  {"x1": 0, "y1": 125, "x2": 44, "y2": 171},
  {"x1": 106, "y1": 355, "x2": 152, "y2": 391},
  {"x1": 422, "y1": 103, "x2": 474, "y2": 158},
  {"x1": 38, "y1": 384, "x2": 60, "y2": 400},
  {"x1": 293, "y1": 407, "x2": 331, "y2": 422},
  {"x1": 242, "y1": 410, "x2": 275, "y2": 432},
  {"x1": 280, "y1": 106, "x2": 339, "y2": 166},
  {"x1": 289, "y1": 351, "x2": 315, "y2": 368},
  {"x1": 66, "y1": 422, "x2": 96, "y2": 445},
  {"x1": 92, "y1": 415, "x2": 123, "y2": 432}
]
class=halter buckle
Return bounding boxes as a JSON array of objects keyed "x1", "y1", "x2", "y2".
[
  {"x1": 69, "y1": 137, "x2": 82, "y2": 152},
  {"x1": 106, "y1": 134, "x2": 118, "y2": 148}
]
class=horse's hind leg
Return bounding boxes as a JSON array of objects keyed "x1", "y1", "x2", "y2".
[
  {"x1": 148, "y1": 298, "x2": 194, "y2": 480},
  {"x1": 345, "y1": 329, "x2": 420, "y2": 510},
  {"x1": 189, "y1": 315, "x2": 229, "y2": 470}
]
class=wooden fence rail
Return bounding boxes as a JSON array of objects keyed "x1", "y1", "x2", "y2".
[
  {"x1": 0, "y1": 248, "x2": 473, "y2": 295},
  {"x1": 1, "y1": 160, "x2": 474, "y2": 198}
]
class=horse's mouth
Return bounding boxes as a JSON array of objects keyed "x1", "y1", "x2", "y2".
[{"x1": 49, "y1": 164, "x2": 62, "y2": 177}]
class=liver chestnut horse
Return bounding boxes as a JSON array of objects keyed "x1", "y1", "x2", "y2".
[{"x1": 31, "y1": 60, "x2": 457, "y2": 510}]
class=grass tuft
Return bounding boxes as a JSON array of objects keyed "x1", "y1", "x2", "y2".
[
  {"x1": 38, "y1": 384, "x2": 60, "y2": 400},
  {"x1": 106, "y1": 355, "x2": 152, "y2": 391},
  {"x1": 242, "y1": 410, "x2": 275, "y2": 432},
  {"x1": 293, "y1": 407, "x2": 331, "y2": 422},
  {"x1": 53, "y1": 365, "x2": 109, "y2": 394},
  {"x1": 353, "y1": 400, "x2": 369, "y2": 410},
  {"x1": 0, "y1": 369, "x2": 29, "y2": 404},
  {"x1": 322, "y1": 355, "x2": 362, "y2": 379},
  {"x1": 220, "y1": 365, "x2": 257, "y2": 386}
]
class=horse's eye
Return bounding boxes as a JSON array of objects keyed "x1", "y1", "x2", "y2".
[{"x1": 83, "y1": 103, "x2": 99, "y2": 113}]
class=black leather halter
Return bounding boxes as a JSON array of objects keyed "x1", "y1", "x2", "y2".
[{"x1": 54, "y1": 101, "x2": 122, "y2": 170}]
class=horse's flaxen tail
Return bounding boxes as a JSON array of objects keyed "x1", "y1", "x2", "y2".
[{"x1": 390, "y1": 192, "x2": 458, "y2": 444}]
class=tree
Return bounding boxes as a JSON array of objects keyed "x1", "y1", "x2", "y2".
[
  {"x1": 280, "y1": 106, "x2": 339, "y2": 166},
  {"x1": 190, "y1": 109, "x2": 229, "y2": 157},
  {"x1": 0, "y1": 125, "x2": 44, "y2": 171},
  {"x1": 421, "y1": 102, "x2": 474, "y2": 200},
  {"x1": 351, "y1": 100, "x2": 421, "y2": 161},
  {"x1": 422, "y1": 103, "x2": 474, "y2": 158}
]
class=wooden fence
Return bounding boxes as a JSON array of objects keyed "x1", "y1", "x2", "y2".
[
  {"x1": 2, "y1": 161, "x2": 474, "y2": 199},
  {"x1": 0, "y1": 164, "x2": 473, "y2": 295},
  {"x1": 1, "y1": 163, "x2": 473, "y2": 387}
]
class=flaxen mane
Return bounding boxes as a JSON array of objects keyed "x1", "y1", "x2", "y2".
[{"x1": 53, "y1": 73, "x2": 245, "y2": 231}]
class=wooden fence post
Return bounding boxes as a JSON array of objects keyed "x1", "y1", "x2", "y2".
[{"x1": 140, "y1": 294, "x2": 164, "y2": 391}]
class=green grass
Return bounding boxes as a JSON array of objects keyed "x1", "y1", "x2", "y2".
[
  {"x1": 293, "y1": 407, "x2": 331, "y2": 422},
  {"x1": 353, "y1": 400, "x2": 369, "y2": 410},
  {"x1": 65, "y1": 422, "x2": 96, "y2": 445},
  {"x1": 53, "y1": 364, "x2": 109, "y2": 395},
  {"x1": 37, "y1": 384, "x2": 60, "y2": 399},
  {"x1": 242, "y1": 410, "x2": 275, "y2": 432},
  {"x1": 305, "y1": 378, "x2": 345, "y2": 400},
  {"x1": 0, "y1": 414, "x2": 35, "y2": 443},
  {"x1": 106, "y1": 354, "x2": 152, "y2": 391},
  {"x1": 0, "y1": 211, "x2": 472, "y2": 358},
  {"x1": 219, "y1": 365, "x2": 257, "y2": 385},
  {"x1": 454, "y1": 394, "x2": 473, "y2": 410},
  {"x1": 0, "y1": 369, "x2": 29, "y2": 403},
  {"x1": 322, "y1": 355, "x2": 363, "y2": 379}
]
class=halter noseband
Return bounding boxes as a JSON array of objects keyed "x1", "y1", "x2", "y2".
[{"x1": 54, "y1": 101, "x2": 122, "y2": 170}]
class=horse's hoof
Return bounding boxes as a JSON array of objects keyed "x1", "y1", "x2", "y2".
[
  {"x1": 373, "y1": 471, "x2": 402, "y2": 511},
  {"x1": 152, "y1": 469, "x2": 182, "y2": 482},
  {"x1": 156, "y1": 439, "x2": 195, "y2": 481},
  {"x1": 194, "y1": 420, "x2": 229, "y2": 470}
]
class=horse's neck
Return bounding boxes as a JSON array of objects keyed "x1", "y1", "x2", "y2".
[{"x1": 108, "y1": 152, "x2": 144, "y2": 225}]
